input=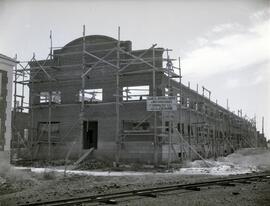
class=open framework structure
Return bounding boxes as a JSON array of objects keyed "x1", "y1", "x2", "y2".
[{"x1": 12, "y1": 26, "x2": 267, "y2": 166}]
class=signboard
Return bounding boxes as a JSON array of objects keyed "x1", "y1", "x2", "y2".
[{"x1": 147, "y1": 96, "x2": 177, "y2": 111}]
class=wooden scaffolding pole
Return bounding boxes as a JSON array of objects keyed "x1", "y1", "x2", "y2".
[
  {"x1": 115, "y1": 26, "x2": 120, "y2": 165},
  {"x1": 178, "y1": 57, "x2": 184, "y2": 162},
  {"x1": 30, "y1": 54, "x2": 35, "y2": 161},
  {"x1": 79, "y1": 25, "x2": 86, "y2": 159},
  {"x1": 188, "y1": 85, "x2": 191, "y2": 160},
  {"x1": 165, "y1": 50, "x2": 172, "y2": 167},
  {"x1": 152, "y1": 46, "x2": 158, "y2": 166},
  {"x1": 13, "y1": 54, "x2": 18, "y2": 149},
  {"x1": 48, "y1": 30, "x2": 53, "y2": 162}
]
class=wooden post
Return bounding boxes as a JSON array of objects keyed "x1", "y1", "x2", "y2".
[
  {"x1": 48, "y1": 91, "x2": 52, "y2": 162},
  {"x1": 13, "y1": 54, "x2": 18, "y2": 149},
  {"x1": 167, "y1": 51, "x2": 172, "y2": 167},
  {"x1": 188, "y1": 97, "x2": 191, "y2": 160},
  {"x1": 48, "y1": 30, "x2": 53, "y2": 162},
  {"x1": 152, "y1": 46, "x2": 158, "y2": 166},
  {"x1": 179, "y1": 57, "x2": 183, "y2": 162},
  {"x1": 80, "y1": 25, "x2": 86, "y2": 159},
  {"x1": 81, "y1": 25, "x2": 86, "y2": 113},
  {"x1": 115, "y1": 26, "x2": 120, "y2": 165}
]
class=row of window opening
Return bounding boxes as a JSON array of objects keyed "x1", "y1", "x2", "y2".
[
  {"x1": 38, "y1": 86, "x2": 227, "y2": 118},
  {"x1": 39, "y1": 86, "x2": 150, "y2": 104}
]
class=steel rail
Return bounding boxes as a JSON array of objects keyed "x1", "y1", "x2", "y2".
[{"x1": 20, "y1": 172, "x2": 270, "y2": 206}]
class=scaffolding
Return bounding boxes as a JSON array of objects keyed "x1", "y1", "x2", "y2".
[{"x1": 12, "y1": 26, "x2": 261, "y2": 166}]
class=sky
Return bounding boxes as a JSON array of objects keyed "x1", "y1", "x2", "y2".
[{"x1": 0, "y1": 0, "x2": 269, "y2": 139}]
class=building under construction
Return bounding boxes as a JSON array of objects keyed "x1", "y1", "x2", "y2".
[{"x1": 13, "y1": 27, "x2": 267, "y2": 165}]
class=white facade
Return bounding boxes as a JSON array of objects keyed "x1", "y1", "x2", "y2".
[{"x1": 0, "y1": 54, "x2": 16, "y2": 153}]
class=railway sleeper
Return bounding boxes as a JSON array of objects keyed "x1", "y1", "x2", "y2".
[
  {"x1": 248, "y1": 178, "x2": 262, "y2": 182},
  {"x1": 98, "y1": 199, "x2": 117, "y2": 205},
  {"x1": 234, "y1": 180, "x2": 252, "y2": 184},
  {"x1": 257, "y1": 179, "x2": 268, "y2": 182},
  {"x1": 217, "y1": 182, "x2": 236, "y2": 187},
  {"x1": 136, "y1": 192, "x2": 157, "y2": 198},
  {"x1": 183, "y1": 186, "x2": 201, "y2": 191},
  {"x1": 258, "y1": 177, "x2": 270, "y2": 182}
]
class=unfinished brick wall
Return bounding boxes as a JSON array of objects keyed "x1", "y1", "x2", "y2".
[{"x1": 27, "y1": 35, "x2": 266, "y2": 164}]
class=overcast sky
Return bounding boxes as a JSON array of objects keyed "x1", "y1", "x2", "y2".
[{"x1": 0, "y1": 0, "x2": 269, "y2": 139}]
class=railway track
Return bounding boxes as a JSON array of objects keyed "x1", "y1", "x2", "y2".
[{"x1": 20, "y1": 172, "x2": 270, "y2": 206}]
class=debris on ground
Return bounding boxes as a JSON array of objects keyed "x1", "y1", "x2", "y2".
[
  {"x1": 0, "y1": 148, "x2": 269, "y2": 205},
  {"x1": 177, "y1": 148, "x2": 270, "y2": 176}
]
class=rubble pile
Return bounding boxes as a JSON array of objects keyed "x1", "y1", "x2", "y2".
[{"x1": 74, "y1": 159, "x2": 111, "y2": 170}]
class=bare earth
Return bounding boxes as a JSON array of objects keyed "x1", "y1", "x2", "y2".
[
  {"x1": 0, "y1": 172, "x2": 270, "y2": 206},
  {"x1": 0, "y1": 148, "x2": 270, "y2": 206}
]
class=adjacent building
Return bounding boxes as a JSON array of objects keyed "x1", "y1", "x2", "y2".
[{"x1": 0, "y1": 54, "x2": 17, "y2": 161}]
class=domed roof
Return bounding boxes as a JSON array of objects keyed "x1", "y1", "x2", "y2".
[{"x1": 62, "y1": 35, "x2": 118, "y2": 49}]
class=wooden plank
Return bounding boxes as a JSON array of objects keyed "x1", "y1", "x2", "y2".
[{"x1": 73, "y1": 147, "x2": 94, "y2": 166}]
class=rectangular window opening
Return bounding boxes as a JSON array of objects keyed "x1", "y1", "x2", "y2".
[
  {"x1": 177, "y1": 123, "x2": 181, "y2": 132},
  {"x1": 123, "y1": 85, "x2": 149, "y2": 101},
  {"x1": 187, "y1": 98, "x2": 190, "y2": 108},
  {"x1": 165, "y1": 88, "x2": 169, "y2": 96},
  {"x1": 177, "y1": 93, "x2": 180, "y2": 104},
  {"x1": 182, "y1": 123, "x2": 185, "y2": 135},
  {"x1": 40, "y1": 91, "x2": 61, "y2": 104},
  {"x1": 181, "y1": 97, "x2": 185, "y2": 106},
  {"x1": 79, "y1": 88, "x2": 103, "y2": 103},
  {"x1": 165, "y1": 121, "x2": 173, "y2": 133},
  {"x1": 123, "y1": 120, "x2": 150, "y2": 132},
  {"x1": 24, "y1": 129, "x2": 29, "y2": 141},
  {"x1": 165, "y1": 121, "x2": 169, "y2": 132}
]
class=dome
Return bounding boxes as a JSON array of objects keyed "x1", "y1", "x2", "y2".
[{"x1": 62, "y1": 35, "x2": 118, "y2": 50}]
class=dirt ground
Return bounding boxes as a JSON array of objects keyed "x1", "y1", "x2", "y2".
[
  {"x1": 0, "y1": 171, "x2": 216, "y2": 205},
  {"x1": 0, "y1": 171, "x2": 269, "y2": 206},
  {"x1": 0, "y1": 148, "x2": 270, "y2": 206}
]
